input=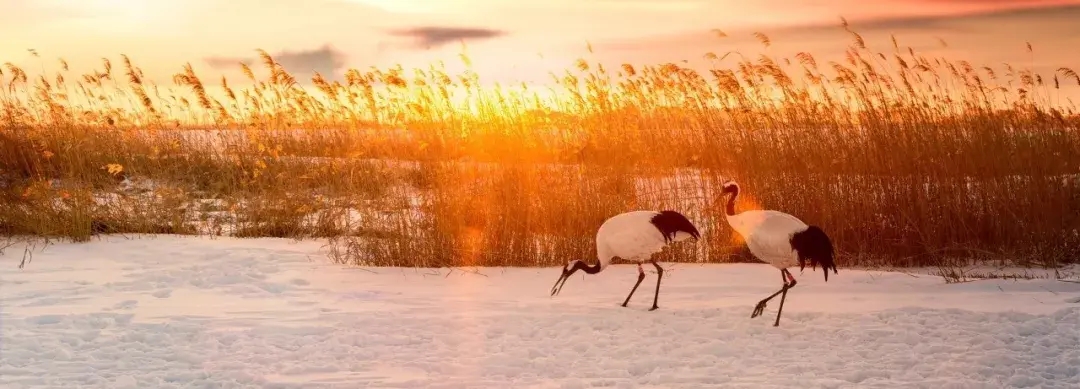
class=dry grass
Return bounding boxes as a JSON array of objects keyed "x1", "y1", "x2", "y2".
[{"x1": 2, "y1": 26, "x2": 1079, "y2": 269}]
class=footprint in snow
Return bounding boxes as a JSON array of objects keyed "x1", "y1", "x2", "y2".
[
  {"x1": 112, "y1": 300, "x2": 139, "y2": 310},
  {"x1": 290, "y1": 278, "x2": 310, "y2": 286},
  {"x1": 257, "y1": 283, "x2": 288, "y2": 294},
  {"x1": 152, "y1": 289, "x2": 172, "y2": 298},
  {"x1": 1067, "y1": 296, "x2": 1080, "y2": 304}
]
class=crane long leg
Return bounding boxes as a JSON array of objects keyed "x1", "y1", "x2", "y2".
[
  {"x1": 773, "y1": 281, "x2": 791, "y2": 326},
  {"x1": 621, "y1": 264, "x2": 646, "y2": 307},
  {"x1": 751, "y1": 270, "x2": 789, "y2": 318},
  {"x1": 773, "y1": 269, "x2": 798, "y2": 326},
  {"x1": 751, "y1": 269, "x2": 797, "y2": 323},
  {"x1": 649, "y1": 261, "x2": 664, "y2": 311}
]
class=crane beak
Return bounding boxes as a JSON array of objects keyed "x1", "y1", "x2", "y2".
[{"x1": 550, "y1": 266, "x2": 577, "y2": 296}]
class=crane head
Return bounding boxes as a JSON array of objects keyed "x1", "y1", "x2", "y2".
[
  {"x1": 550, "y1": 260, "x2": 603, "y2": 296},
  {"x1": 720, "y1": 180, "x2": 739, "y2": 194},
  {"x1": 550, "y1": 260, "x2": 584, "y2": 296}
]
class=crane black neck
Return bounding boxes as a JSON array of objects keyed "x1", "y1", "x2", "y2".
[
  {"x1": 572, "y1": 260, "x2": 602, "y2": 274},
  {"x1": 724, "y1": 185, "x2": 739, "y2": 216}
]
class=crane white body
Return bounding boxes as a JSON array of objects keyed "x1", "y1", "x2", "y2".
[
  {"x1": 725, "y1": 209, "x2": 809, "y2": 270},
  {"x1": 719, "y1": 180, "x2": 837, "y2": 326},
  {"x1": 550, "y1": 210, "x2": 700, "y2": 311},
  {"x1": 596, "y1": 210, "x2": 699, "y2": 270}
]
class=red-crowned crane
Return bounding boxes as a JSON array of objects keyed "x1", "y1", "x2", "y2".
[
  {"x1": 719, "y1": 180, "x2": 838, "y2": 326},
  {"x1": 550, "y1": 210, "x2": 701, "y2": 311}
]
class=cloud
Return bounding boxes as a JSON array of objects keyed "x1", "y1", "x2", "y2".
[
  {"x1": 578, "y1": 2, "x2": 1080, "y2": 76},
  {"x1": 827, "y1": 3, "x2": 1080, "y2": 33},
  {"x1": 907, "y1": 0, "x2": 1070, "y2": 4},
  {"x1": 600, "y1": 2, "x2": 1080, "y2": 51},
  {"x1": 387, "y1": 26, "x2": 506, "y2": 49},
  {"x1": 205, "y1": 45, "x2": 349, "y2": 81}
]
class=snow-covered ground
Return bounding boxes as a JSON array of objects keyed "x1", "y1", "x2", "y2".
[{"x1": 2, "y1": 236, "x2": 1079, "y2": 389}]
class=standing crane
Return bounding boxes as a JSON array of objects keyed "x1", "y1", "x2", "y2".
[
  {"x1": 550, "y1": 210, "x2": 701, "y2": 311},
  {"x1": 719, "y1": 180, "x2": 838, "y2": 326}
]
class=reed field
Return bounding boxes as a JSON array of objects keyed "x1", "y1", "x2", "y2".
[{"x1": 2, "y1": 26, "x2": 1079, "y2": 269}]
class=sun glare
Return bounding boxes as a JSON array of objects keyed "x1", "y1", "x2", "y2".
[
  {"x1": 343, "y1": 0, "x2": 454, "y2": 14},
  {"x1": 71, "y1": 0, "x2": 152, "y2": 16},
  {"x1": 60, "y1": 0, "x2": 161, "y2": 32}
]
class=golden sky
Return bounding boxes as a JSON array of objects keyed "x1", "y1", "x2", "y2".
[{"x1": 2, "y1": 0, "x2": 1079, "y2": 96}]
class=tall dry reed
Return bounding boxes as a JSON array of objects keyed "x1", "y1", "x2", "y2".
[{"x1": 2, "y1": 27, "x2": 1078, "y2": 268}]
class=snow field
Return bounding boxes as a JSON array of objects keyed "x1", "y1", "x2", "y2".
[{"x1": 1, "y1": 235, "x2": 1078, "y2": 388}]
